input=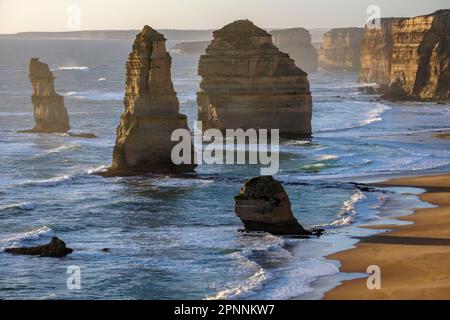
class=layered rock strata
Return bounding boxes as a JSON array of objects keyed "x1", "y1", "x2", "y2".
[
  {"x1": 359, "y1": 18, "x2": 401, "y2": 85},
  {"x1": 270, "y1": 28, "x2": 318, "y2": 73},
  {"x1": 23, "y1": 58, "x2": 70, "y2": 133},
  {"x1": 385, "y1": 10, "x2": 450, "y2": 101},
  {"x1": 197, "y1": 20, "x2": 312, "y2": 138},
  {"x1": 318, "y1": 28, "x2": 364, "y2": 71},
  {"x1": 109, "y1": 26, "x2": 196, "y2": 175},
  {"x1": 235, "y1": 176, "x2": 314, "y2": 236}
]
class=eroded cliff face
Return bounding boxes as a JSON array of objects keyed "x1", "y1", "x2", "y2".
[
  {"x1": 359, "y1": 18, "x2": 401, "y2": 85},
  {"x1": 197, "y1": 20, "x2": 312, "y2": 138},
  {"x1": 385, "y1": 10, "x2": 450, "y2": 101},
  {"x1": 109, "y1": 26, "x2": 196, "y2": 175},
  {"x1": 270, "y1": 28, "x2": 318, "y2": 73},
  {"x1": 318, "y1": 28, "x2": 364, "y2": 71},
  {"x1": 24, "y1": 58, "x2": 70, "y2": 133}
]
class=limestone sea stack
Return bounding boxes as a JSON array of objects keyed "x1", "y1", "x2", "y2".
[
  {"x1": 385, "y1": 10, "x2": 450, "y2": 101},
  {"x1": 23, "y1": 58, "x2": 70, "y2": 133},
  {"x1": 318, "y1": 28, "x2": 364, "y2": 71},
  {"x1": 359, "y1": 18, "x2": 401, "y2": 86},
  {"x1": 270, "y1": 28, "x2": 318, "y2": 73},
  {"x1": 235, "y1": 176, "x2": 314, "y2": 236},
  {"x1": 197, "y1": 20, "x2": 312, "y2": 138},
  {"x1": 109, "y1": 26, "x2": 196, "y2": 175}
]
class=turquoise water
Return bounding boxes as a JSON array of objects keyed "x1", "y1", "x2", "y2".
[{"x1": 0, "y1": 38, "x2": 449, "y2": 299}]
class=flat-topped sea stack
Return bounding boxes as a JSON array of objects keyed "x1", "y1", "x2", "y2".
[
  {"x1": 359, "y1": 18, "x2": 402, "y2": 85},
  {"x1": 385, "y1": 10, "x2": 450, "y2": 101},
  {"x1": 108, "y1": 26, "x2": 196, "y2": 175},
  {"x1": 319, "y1": 28, "x2": 364, "y2": 71},
  {"x1": 235, "y1": 176, "x2": 314, "y2": 236},
  {"x1": 170, "y1": 41, "x2": 210, "y2": 54},
  {"x1": 22, "y1": 58, "x2": 70, "y2": 133},
  {"x1": 270, "y1": 28, "x2": 318, "y2": 73},
  {"x1": 197, "y1": 20, "x2": 312, "y2": 138}
]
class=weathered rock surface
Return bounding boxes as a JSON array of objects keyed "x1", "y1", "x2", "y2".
[
  {"x1": 170, "y1": 41, "x2": 210, "y2": 54},
  {"x1": 197, "y1": 20, "x2": 312, "y2": 138},
  {"x1": 234, "y1": 176, "x2": 313, "y2": 236},
  {"x1": 385, "y1": 10, "x2": 450, "y2": 101},
  {"x1": 270, "y1": 28, "x2": 318, "y2": 73},
  {"x1": 318, "y1": 28, "x2": 364, "y2": 71},
  {"x1": 22, "y1": 58, "x2": 70, "y2": 133},
  {"x1": 359, "y1": 18, "x2": 402, "y2": 85},
  {"x1": 4, "y1": 237, "x2": 73, "y2": 257},
  {"x1": 109, "y1": 26, "x2": 196, "y2": 175}
]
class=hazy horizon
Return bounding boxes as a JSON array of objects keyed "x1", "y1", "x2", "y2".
[{"x1": 0, "y1": 0, "x2": 448, "y2": 34}]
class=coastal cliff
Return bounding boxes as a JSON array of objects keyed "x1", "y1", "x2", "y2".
[
  {"x1": 385, "y1": 10, "x2": 450, "y2": 101},
  {"x1": 197, "y1": 20, "x2": 312, "y2": 138},
  {"x1": 23, "y1": 58, "x2": 70, "y2": 133},
  {"x1": 109, "y1": 26, "x2": 196, "y2": 175},
  {"x1": 318, "y1": 28, "x2": 364, "y2": 71},
  {"x1": 270, "y1": 28, "x2": 318, "y2": 73},
  {"x1": 359, "y1": 18, "x2": 401, "y2": 85}
]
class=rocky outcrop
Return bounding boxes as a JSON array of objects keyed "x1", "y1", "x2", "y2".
[
  {"x1": 22, "y1": 58, "x2": 70, "y2": 133},
  {"x1": 235, "y1": 176, "x2": 317, "y2": 236},
  {"x1": 108, "y1": 26, "x2": 196, "y2": 175},
  {"x1": 270, "y1": 28, "x2": 318, "y2": 73},
  {"x1": 4, "y1": 237, "x2": 73, "y2": 257},
  {"x1": 384, "y1": 10, "x2": 450, "y2": 101},
  {"x1": 170, "y1": 41, "x2": 210, "y2": 54},
  {"x1": 318, "y1": 28, "x2": 364, "y2": 71},
  {"x1": 359, "y1": 18, "x2": 401, "y2": 85},
  {"x1": 197, "y1": 20, "x2": 312, "y2": 138}
]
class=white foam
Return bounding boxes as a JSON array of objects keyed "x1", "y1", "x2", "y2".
[
  {"x1": 317, "y1": 154, "x2": 338, "y2": 161},
  {"x1": 87, "y1": 165, "x2": 108, "y2": 174},
  {"x1": 360, "y1": 103, "x2": 391, "y2": 126},
  {"x1": 0, "y1": 202, "x2": 35, "y2": 211},
  {"x1": 57, "y1": 66, "x2": 89, "y2": 71},
  {"x1": 1, "y1": 225, "x2": 53, "y2": 249},
  {"x1": 330, "y1": 189, "x2": 366, "y2": 226},
  {"x1": 97, "y1": 77, "x2": 106, "y2": 81},
  {"x1": 25, "y1": 174, "x2": 76, "y2": 187}
]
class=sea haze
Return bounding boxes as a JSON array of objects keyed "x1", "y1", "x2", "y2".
[{"x1": 0, "y1": 38, "x2": 449, "y2": 299}]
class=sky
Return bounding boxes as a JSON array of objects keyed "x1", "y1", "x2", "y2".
[{"x1": 0, "y1": 0, "x2": 448, "y2": 34}]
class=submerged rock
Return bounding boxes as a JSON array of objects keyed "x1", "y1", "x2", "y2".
[
  {"x1": 4, "y1": 237, "x2": 73, "y2": 257},
  {"x1": 21, "y1": 58, "x2": 70, "y2": 133},
  {"x1": 108, "y1": 26, "x2": 196, "y2": 175},
  {"x1": 384, "y1": 10, "x2": 450, "y2": 101},
  {"x1": 235, "y1": 176, "x2": 316, "y2": 236},
  {"x1": 197, "y1": 20, "x2": 312, "y2": 138},
  {"x1": 270, "y1": 28, "x2": 318, "y2": 73},
  {"x1": 318, "y1": 28, "x2": 364, "y2": 71}
]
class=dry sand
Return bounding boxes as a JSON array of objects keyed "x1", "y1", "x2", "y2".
[
  {"x1": 433, "y1": 132, "x2": 450, "y2": 140},
  {"x1": 324, "y1": 174, "x2": 450, "y2": 300}
]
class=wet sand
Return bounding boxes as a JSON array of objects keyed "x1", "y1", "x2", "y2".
[{"x1": 324, "y1": 174, "x2": 450, "y2": 300}]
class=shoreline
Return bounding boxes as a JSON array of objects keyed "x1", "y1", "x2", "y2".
[{"x1": 323, "y1": 173, "x2": 450, "y2": 299}]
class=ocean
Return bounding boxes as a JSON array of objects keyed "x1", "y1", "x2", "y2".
[{"x1": 0, "y1": 38, "x2": 449, "y2": 300}]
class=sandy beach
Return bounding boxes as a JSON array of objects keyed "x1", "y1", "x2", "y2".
[
  {"x1": 434, "y1": 132, "x2": 450, "y2": 141},
  {"x1": 325, "y1": 174, "x2": 450, "y2": 299}
]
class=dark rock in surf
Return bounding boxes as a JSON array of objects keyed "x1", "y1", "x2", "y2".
[
  {"x1": 234, "y1": 176, "x2": 318, "y2": 236},
  {"x1": 4, "y1": 237, "x2": 73, "y2": 257}
]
